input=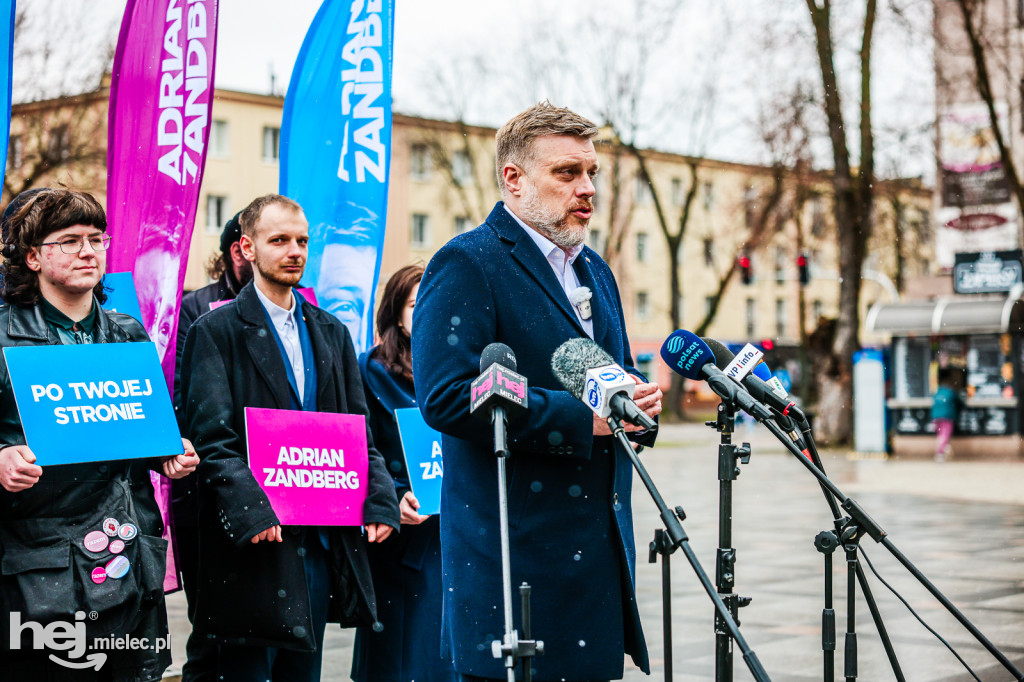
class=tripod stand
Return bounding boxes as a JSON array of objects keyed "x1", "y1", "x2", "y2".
[{"x1": 609, "y1": 415, "x2": 770, "y2": 682}]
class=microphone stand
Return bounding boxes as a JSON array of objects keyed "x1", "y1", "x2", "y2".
[
  {"x1": 707, "y1": 399, "x2": 754, "y2": 682},
  {"x1": 759, "y1": 417, "x2": 1024, "y2": 681},
  {"x1": 607, "y1": 415, "x2": 770, "y2": 682},
  {"x1": 490, "y1": 404, "x2": 543, "y2": 682}
]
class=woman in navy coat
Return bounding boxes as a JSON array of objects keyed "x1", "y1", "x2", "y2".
[{"x1": 352, "y1": 264, "x2": 456, "y2": 682}]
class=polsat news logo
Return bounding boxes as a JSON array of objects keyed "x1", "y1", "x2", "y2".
[
  {"x1": 665, "y1": 335, "x2": 684, "y2": 355},
  {"x1": 9, "y1": 611, "x2": 170, "y2": 670}
]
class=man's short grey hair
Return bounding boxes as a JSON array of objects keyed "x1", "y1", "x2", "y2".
[{"x1": 494, "y1": 101, "x2": 599, "y2": 191}]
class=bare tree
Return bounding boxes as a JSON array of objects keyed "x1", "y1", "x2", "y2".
[
  {"x1": 803, "y1": 0, "x2": 878, "y2": 444},
  {"x1": 4, "y1": 1, "x2": 119, "y2": 201}
]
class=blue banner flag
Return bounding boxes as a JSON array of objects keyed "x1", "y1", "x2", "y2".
[
  {"x1": 101, "y1": 271, "x2": 145, "y2": 324},
  {"x1": 394, "y1": 407, "x2": 442, "y2": 516},
  {"x1": 281, "y1": 0, "x2": 395, "y2": 355},
  {"x1": 3, "y1": 343, "x2": 182, "y2": 466},
  {"x1": 0, "y1": 0, "x2": 13, "y2": 182}
]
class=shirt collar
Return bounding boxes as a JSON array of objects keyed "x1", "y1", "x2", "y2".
[
  {"x1": 504, "y1": 204, "x2": 584, "y2": 265},
  {"x1": 40, "y1": 296, "x2": 97, "y2": 334},
  {"x1": 253, "y1": 281, "x2": 296, "y2": 329}
]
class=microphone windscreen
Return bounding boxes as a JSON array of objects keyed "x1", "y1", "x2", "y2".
[
  {"x1": 701, "y1": 337, "x2": 734, "y2": 370},
  {"x1": 480, "y1": 342, "x2": 517, "y2": 373},
  {"x1": 551, "y1": 337, "x2": 614, "y2": 399},
  {"x1": 660, "y1": 330, "x2": 716, "y2": 380},
  {"x1": 752, "y1": 362, "x2": 772, "y2": 381}
]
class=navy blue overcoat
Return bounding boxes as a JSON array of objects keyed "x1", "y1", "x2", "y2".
[{"x1": 412, "y1": 203, "x2": 655, "y2": 680}]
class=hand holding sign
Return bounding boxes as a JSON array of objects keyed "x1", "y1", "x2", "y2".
[
  {"x1": 400, "y1": 492, "x2": 428, "y2": 526},
  {"x1": 0, "y1": 445, "x2": 42, "y2": 492},
  {"x1": 161, "y1": 438, "x2": 199, "y2": 479}
]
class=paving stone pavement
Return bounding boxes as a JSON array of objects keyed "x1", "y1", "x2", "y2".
[{"x1": 164, "y1": 422, "x2": 1024, "y2": 680}]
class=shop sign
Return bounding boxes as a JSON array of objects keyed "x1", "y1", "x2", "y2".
[{"x1": 953, "y1": 250, "x2": 1023, "y2": 294}]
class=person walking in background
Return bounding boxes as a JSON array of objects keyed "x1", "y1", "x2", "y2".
[
  {"x1": 351, "y1": 263, "x2": 457, "y2": 682},
  {"x1": 932, "y1": 368, "x2": 960, "y2": 462}
]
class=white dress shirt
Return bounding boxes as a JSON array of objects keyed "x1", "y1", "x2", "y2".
[
  {"x1": 254, "y1": 283, "x2": 305, "y2": 401},
  {"x1": 504, "y1": 205, "x2": 594, "y2": 339}
]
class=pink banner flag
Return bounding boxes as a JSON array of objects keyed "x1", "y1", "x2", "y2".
[
  {"x1": 107, "y1": 0, "x2": 219, "y2": 388},
  {"x1": 245, "y1": 407, "x2": 369, "y2": 526},
  {"x1": 106, "y1": 0, "x2": 219, "y2": 592}
]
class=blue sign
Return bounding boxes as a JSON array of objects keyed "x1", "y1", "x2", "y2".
[
  {"x1": 394, "y1": 407, "x2": 442, "y2": 516},
  {"x1": 3, "y1": 343, "x2": 182, "y2": 465},
  {"x1": 281, "y1": 0, "x2": 395, "y2": 356},
  {"x1": 101, "y1": 272, "x2": 144, "y2": 324}
]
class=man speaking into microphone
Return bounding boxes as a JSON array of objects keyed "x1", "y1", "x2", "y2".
[{"x1": 413, "y1": 102, "x2": 662, "y2": 682}]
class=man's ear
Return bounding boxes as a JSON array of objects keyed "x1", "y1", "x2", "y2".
[
  {"x1": 24, "y1": 247, "x2": 41, "y2": 272},
  {"x1": 229, "y1": 240, "x2": 248, "y2": 267},
  {"x1": 502, "y1": 163, "x2": 524, "y2": 196},
  {"x1": 239, "y1": 234, "x2": 256, "y2": 263}
]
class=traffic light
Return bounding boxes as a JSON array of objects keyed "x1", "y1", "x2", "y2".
[
  {"x1": 796, "y1": 253, "x2": 809, "y2": 286},
  {"x1": 739, "y1": 254, "x2": 752, "y2": 285}
]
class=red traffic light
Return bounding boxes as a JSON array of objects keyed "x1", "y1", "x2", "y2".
[
  {"x1": 738, "y1": 255, "x2": 751, "y2": 268},
  {"x1": 796, "y1": 254, "x2": 807, "y2": 267},
  {"x1": 761, "y1": 339, "x2": 774, "y2": 351}
]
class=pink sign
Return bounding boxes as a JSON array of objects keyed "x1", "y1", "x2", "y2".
[
  {"x1": 210, "y1": 287, "x2": 319, "y2": 311},
  {"x1": 244, "y1": 407, "x2": 368, "y2": 526}
]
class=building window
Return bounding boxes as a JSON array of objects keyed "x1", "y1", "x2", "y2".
[
  {"x1": 703, "y1": 237, "x2": 714, "y2": 267},
  {"x1": 744, "y1": 186, "x2": 758, "y2": 228},
  {"x1": 454, "y1": 216, "x2": 473, "y2": 235},
  {"x1": 262, "y1": 126, "x2": 280, "y2": 163},
  {"x1": 636, "y1": 291, "x2": 650, "y2": 321},
  {"x1": 634, "y1": 173, "x2": 652, "y2": 205},
  {"x1": 774, "y1": 246, "x2": 786, "y2": 284},
  {"x1": 671, "y1": 177, "x2": 684, "y2": 206},
  {"x1": 411, "y1": 214, "x2": 430, "y2": 248},
  {"x1": 410, "y1": 143, "x2": 432, "y2": 181},
  {"x1": 636, "y1": 232, "x2": 649, "y2": 263},
  {"x1": 206, "y1": 195, "x2": 229, "y2": 234},
  {"x1": 775, "y1": 298, "x2": 786, "y2": 338},
  {"x1": 811, "y1": 196, "x2": 827, "y2": 236},
  {"x1": 812, "y1": 299, "x2": 823, "y2": 322},
  {"x1": 745, "y1": 298, "x2": 756, "y2": 338},
  {"x1": 8, "y1": 135, "x2": 22, "y2": 169},
  {"x1": 452, "y1": 150, "x2": 473, "y2": 185},
  {"x1": 702, "y1": 181, "x2": 714, "y2": 211},
  {"x1": 47, "y1": 124, "x2": 70, "y2": 161},
  {"x1": 809, "y1": 249, "x2": 822, "y2": 278},
  {"x1": 209, "y1": 120, "x2": 229, "y2": 158}
]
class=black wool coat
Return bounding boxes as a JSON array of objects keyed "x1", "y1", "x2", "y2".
[{"x1": 179, "y1": 282, "x2": 400, "y2": 651}]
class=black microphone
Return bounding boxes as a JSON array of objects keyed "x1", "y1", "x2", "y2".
[
  {"x1": 659, "y1": 330, "x2": 773, "y2": 421},
  {"x1": 470, "y1": 343, "x2": 529, "y2": 416},
  {"x1": 701, "y1": 337, "x2": 807, "y2": 424},
  {"x1": 550, "y1": 338, "x2": 657, "y2": 430}
]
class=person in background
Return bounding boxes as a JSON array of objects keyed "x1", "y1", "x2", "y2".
[
  {"x1": 0, "y1": 188, "x2": 198, "y2": 681},
  {"x1": 351, "y1": 264, "x2": 457, "y2": 682},
  {"x1": 171, "y1": 209, "x2": 252, "y2": 682},
  {"x1": 932, "y1": 368, "x2": 960, "y2": 462}
]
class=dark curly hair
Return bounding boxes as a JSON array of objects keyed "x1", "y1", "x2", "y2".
[
  {"x1": 0, "y1": 188, "x2": 109, "y2": 306},
  {"x1": 370, "y1": 264, "x2": 423, "y2": 383}
]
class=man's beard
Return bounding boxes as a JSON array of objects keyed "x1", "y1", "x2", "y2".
[
  {"x1": 255, "y1": 252, "x2": 304, "y2": 288},
  {"x1": 519, "y1": 181, "x2": 590, "y2": 250}
]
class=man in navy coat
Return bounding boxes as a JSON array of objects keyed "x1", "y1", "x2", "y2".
[{"x1": 412, "y1": 102, "x2": 663, "y2": 681}]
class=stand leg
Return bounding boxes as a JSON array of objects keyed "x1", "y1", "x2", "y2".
[
  {"x1": 815, "y1": 531, "x2": 837, "y2": 682},
  {"x1": 662, "y1": 532, "x2": 673, "y2": 682},
  {"x1": 844, "y1": 543, "x2": 857, "y2": 682},
  {"x1": 854, "y1": 563, "x2": 905, "y2": 681}
]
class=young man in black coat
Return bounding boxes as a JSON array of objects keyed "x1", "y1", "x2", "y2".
[
  {"x1": 171, "y1": 209, "x2": 251, "y2": 682},
  {"x1": 179, "y1": 194, "x2": 400, "y2": 682}
]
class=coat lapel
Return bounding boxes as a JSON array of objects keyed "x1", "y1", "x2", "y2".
[
  {"x1": 489, "y1": 203, "x2": 588, "y2": 337},
  {"x1": 236, "y1": 284, "x2": 292, "y2": 410},
  {"x1": 303, "y1": 303, "x2": 340, "y2": 411}
]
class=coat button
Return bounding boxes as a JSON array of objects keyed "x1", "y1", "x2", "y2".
[{"x1": 613, "y1": 493, "x2": 619, "y2": 505}]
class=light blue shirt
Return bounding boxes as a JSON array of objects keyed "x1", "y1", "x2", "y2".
[
  {"x1": 254, "y1": 283, "x2": 305, "y2": 399},
  {"x1": 504, "y1": 205, "x2": 594, "y2": 339}
]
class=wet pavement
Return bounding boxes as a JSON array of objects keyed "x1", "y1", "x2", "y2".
[{"x1": 164, "y1": 422, "x2": 1024, "y2": 680}]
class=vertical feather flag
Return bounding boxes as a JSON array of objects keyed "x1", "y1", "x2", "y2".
[{"x1": 281, "y1": 0, "x2": 395, "y2": 355}]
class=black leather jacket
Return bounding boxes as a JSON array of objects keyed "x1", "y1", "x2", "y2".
[{"x1": 0, "y1": 300, "x2": 160, "y2": 527}]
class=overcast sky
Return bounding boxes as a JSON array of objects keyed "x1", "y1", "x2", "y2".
[{"x1": 15, "y1": 0, "x2": 937, "y2": 179}]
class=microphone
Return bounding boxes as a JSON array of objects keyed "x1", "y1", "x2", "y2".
[
  {"x1": 700, "y1": 338, "x2": 807, "y2": 424},
  {"x1": 659, "y1": 330, "x2": 773, "y2": 421},
  {"x1": 470, "y1": 343, "x2": 529, "y2": 416},
  {"x1": 550, "y1": 337, "x2": 657, "y2": 430}
]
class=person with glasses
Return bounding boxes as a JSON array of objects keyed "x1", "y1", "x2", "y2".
[{"x1": 0, "y1": 188, "x2": 199, "y2": 681}]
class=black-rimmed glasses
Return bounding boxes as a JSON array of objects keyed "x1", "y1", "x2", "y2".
[{"x1": 38, "y1": 234, "x2": 112, "y2": 254}]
